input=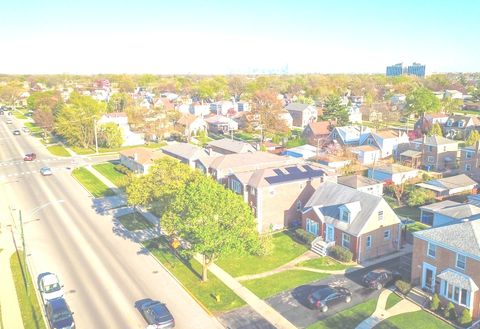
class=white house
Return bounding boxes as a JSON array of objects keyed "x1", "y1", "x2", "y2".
[
  {"x1": 210, "y1": 101, "x2": 234, "y2": 116},
  {"x1": 329, "y1": 126, "x2": 372, "y2": 146},
  {"x1": 350, "y1": 145, "x2": 381, "y2": 165},
  {"x1": 97, "y1": 112, "x2": 145, "y2": 147},
  {"x1": 189, "y1": 103, "x2": 211, "y2": 117},
  {"x1": 360, "y1": 129, "x2": 409, "y2": 158},
  {"x1": 368, "y1": 164, "x2": 419, "y2": 185},
  {"x1": 279, "y1": 110, "x2": 294, "y2": 129},
  {"x1": 445, "y1": 90, "x2": 463, "y2": 100},
  {"x1": 347, "y1": 105, "x2": 362, "y2": 124}
]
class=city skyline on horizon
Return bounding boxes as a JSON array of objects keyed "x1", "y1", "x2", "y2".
[{"x1": 1, "y1": 0, "x2": 479, "y2": 75}]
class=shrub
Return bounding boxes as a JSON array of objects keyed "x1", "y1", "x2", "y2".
[
  {"x1": 457, "y1": 308, "x2": 472, "y2": 327},
  {"x1": 329, "y1": 245, "x2": 353, "y2": 263},
  {"x1": 394, "y1": 280, "x2": 411, "y2": 295},
  {"x1": 256, "y1": 233, "x2": 274, "y2": 256},
  {"x1": 430, "y1": 293, "x2": 440, "y2": 312},
  {"x1": 443, "y1": 301, "x2": 455, "y2": 320},
  {"x1": 114, "y1": 164, "x2": 131, "y2": 174},
  {"x1": 293, "y1": 229, "x2": 315, "y2": 245}
]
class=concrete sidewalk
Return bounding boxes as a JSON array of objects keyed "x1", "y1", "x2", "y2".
[{"x1": 0, "y1": 228, "x2": 25, "y2": 329}]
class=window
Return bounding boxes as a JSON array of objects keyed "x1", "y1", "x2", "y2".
[
  {"x1": 465, "y1": 164, "x2": 472, "y2": 172},
  {"x1": 368, "y1": 138, "x2": 374, "y2": 145},
  {"x1": 443, "y1": 146, "x2": 447, "y2": 152},
  {"x1": 415, "y1": 143, "x2": 420, "y2": 150},
  {"x1": 447, "y1": 120, "x2": 453, "y2": 127},
  {"x1": 456, "y1": 254, "x2": 466, "y2": 270},
  {"x1": 342, "y1": 233, "x2": 350, "y2": 248},
  {"x1": 251, "y1": 188, "x2": 256, "y2": 196},
  {"x1": 230, "y1": 180, "x2": 242, "y2": 194},
  {"x1": 340, "y1": 209, "x2": 350, "y2": 223},
  {"x1": 459, "y1": 120, "x2": 465, "y2": 128},
  {"x1": 427, "y1": 156, "x2": 434, "y2": 163},
  {"x1": 384, "y1": 229, "x2": 391, "y2": 240},
  {"x1": 461, "y1": 288, "x2": 468, "y2": 305},
  {"x1": 332, "y1": 132, "x2": 337, "y2": 139},
  {"x1": 378, "y1": 210, "x2": 384, "y2": 221},
  {"x1": 442, "y1": 280, "x2": 471, "y2": 307},
  {"x1": 366, "y1": 235, "x2": 372, "y2": 248},
  {"x1": 296, "y1": 201, "x2": 302, "y2": 211},
  {"x1": 466, "y1": 151, "x2": 473, "y2": 159},
  {"x1": 427, "y1": 242, "x2": 436, "y2": 258},
  {"x1": 427, "y1": 145, "x2": 433, "y2": 152}
]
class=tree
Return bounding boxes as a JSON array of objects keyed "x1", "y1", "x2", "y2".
[
  {"x1": 466, "y1": 130, "x2": 480, "y2": 146},
  {"x1": 430, "y1": 293, "x2": 440, "y2": 311},
  {"x1": 195, "y1": 77, "x2": 229, "y2": 101},
  {"x1": 406, "y1": 187, "x2": 436, "y2": 207},
  {"x1": 33, "y1": 105, "x2": 55, "y2": 133},
  {"x1": 442, "y1": 97, "x2": 462, "y2": 114},
  {"x1": 251, "y1": 89, "x2": 289, "y2": 141},
  {"x1": 385, "y1": 180, "x2": 407, "y2": 207},
  {"x1": 161, "y1": 175, "x2": 261, "y2": 281},
  {"x1": 321, "y1": 95, "x2": 349, "y2": 126},
  {"x1": 98, "y1": 122, "x2": 123, "y2": 148},
  {"x1": 126, "y1": 175, "x2": 153, "y2": 209},
  {"x1": 54, "y1": 93, "x2": 106, "y2": 148},
  {"x1": 406, "y1": 87, "x2": 441, "y2": 116},
  {"x1": 27, "y1": 90, "x2": 63, "y2": 113},
  {"x1": 107, "y1": 92, "x2": 134, "y2": 113},
  {"x1": 0, "y1": 82, "x2": 23, "y2": 107},
  {"x1": 228, "y1": 76, "x2": 247, "y2": 101},
  {"x1": 428, "y1": 123, "x2": 443, "y2": 137}
]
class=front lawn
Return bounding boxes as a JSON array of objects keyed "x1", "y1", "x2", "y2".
[
  {"x1": 385, "y1": 293, "x2": 402, "y2": 310},
  {"x1": 93, "y1": 162, "x2": 127, "y2": 188},
  {"x1": 70, "y1": 146, "x2": 96, "y2": 155},
  {"x1": 23, "y1": 122, "x2": 42, "y2": 135},
  {"x1": 243, "y1": 270, "x2": 330, "y2": 299},
  {"x1": 307, "y1": 296, "x2": 378, "y2": 329},
  {"x1": 215, "y1": 231, "x2": 308, "y2": 277},
  {"x1": 297, "y1": 256, "x2": 354, "y2": 271},
  {"x1": 70, "y1": 142, "x2": 166, "y2": 155},
  {"x1": 10, "y1": 251, "x2": 47, "y2": 329},
  {"x1": 72, "y1": 167, "x2": 116, "y2": 197},
  {"x1": 47, "y1": 145, "x2": 71, "y2": 157},
  {"x1": 118, "y1": 212, "x2": 154, "y2": 231},
  {"x1": 374, "y1": 310, "x2": 454, "y2": 329},
  {"x1": 146, "y1": 238, "x2": 245, "y2": 313}
]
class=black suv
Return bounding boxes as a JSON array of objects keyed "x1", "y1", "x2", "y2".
[
  {"x1": 307, "y1": 285, "x2": 352, "y2": 312},
  {"x1": 362, "y1": 269, "x2": 401, "y2": 290}
]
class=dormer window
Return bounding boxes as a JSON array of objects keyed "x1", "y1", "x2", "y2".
[
  {"x1": 367, "y1": 138, "x2": 374, "y2": 145},
  {"x1": 340, "y1": 208, "x2": 350, "y2": 223},
  {"x1": 446, "y1": 120, "x2": 453, "y2": 127},
  {"x1": 459, "y1": 120, "x2": 465, "y2": 128}
]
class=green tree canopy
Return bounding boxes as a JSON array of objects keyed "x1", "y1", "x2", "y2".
[
  {"x1": 27, "y1": 90, "x2": 63, "y2": 112},
  {"x1": 161, "y1": 174, "x2": 261, "y2": 281},
  {"x1": 107, "y1": 92, "x2": 134, "y2": 113},
  {"x1": 466, "y1": 130, "x2": 480, "y2": 146},
  {"x1": 427, "y1": 123, "x2": 443, "y2": 137},
  {"x1": 33, "y1": 104, "x2": 55, "y2": 133},
  {"x1": 406, "y1": 87, "x2": 441, "y2": 116},
  {"x1": 406, "y1": 187, "x2": 436, "y2": 207},
  {"x1": 321, "y1": 95, "x2": 349, "y2": 126},
  {"x1": 98, "y1": 122, "x2": 123, "y2": 148},
  {"x1": 251, "y1": 89, "x2": 290, "y2": 140}
]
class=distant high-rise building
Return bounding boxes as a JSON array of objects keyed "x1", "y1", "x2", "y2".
[
  {"x1": 407, "y1": 63, "x2": 426, "y2": 78},
  {"x1": 386, "y1": 63, "x2": 404, "y2": 77},
  {"x1": 386, "y1": 62, "x2": 426, "y2": 78}
]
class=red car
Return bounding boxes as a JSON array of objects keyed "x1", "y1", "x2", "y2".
[{"x1": 24, "y1": 153, "x2": 36, "y2": 161}]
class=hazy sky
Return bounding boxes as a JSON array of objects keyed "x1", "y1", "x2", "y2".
[{"x1": 1, "y1": 0, "x2": 478, "y2": 74}]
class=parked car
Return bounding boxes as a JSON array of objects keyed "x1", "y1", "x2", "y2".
[
  {"x1": 13, "y1": 129, "x2": 20, "y2": 135},
  {"x1": 40, "y1": 167, "x2": 53, "y2": 176},
  {"x1": 362, "y1": 269, "x2": 401, "y2": 290},
  {"x1": 24, "y1": 153, "x2": 36, "y2": 161},
  {"x1": 307, "y1": 285, "x2": 352, "y2": 312},
  {"x1": 0, "y1": 110, "x2": 3, "y2": 115},
  {"x1": 22, "y1": 126, "x2": 30, "y2": 133},
  {"x1": 138, "y1": 299, "x2": 175, "y2": 328},
  {"x1": 45, "y1": 298, "x2": 75, "y2": 329},
  {"x1": 38, "y1": 273, "x2": 64, "y2": 304}
]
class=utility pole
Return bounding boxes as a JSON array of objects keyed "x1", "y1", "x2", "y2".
[
  {"x1": 93, "y1": 118, "x2": 99, "y2": 154},
  {"x1": 19, "y1": 209, "x2": 28, "y2": 291}
]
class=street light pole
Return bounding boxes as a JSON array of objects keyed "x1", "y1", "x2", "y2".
[
  {"x1": 93, "y1": 118, "x2": 99, "y2": 154},
  {"x1": 19, "y1": 209, "x2": 28, "y2": 291}
]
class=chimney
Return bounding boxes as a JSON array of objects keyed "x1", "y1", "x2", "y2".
[
  {"x1": 206, "y1": 146, "x2": 212, "y2": 156},
  {"x1": 476, "y1": 141, "x2": 480, "y2": 151},
  {"x1": 133, "y1": 153, "x2": 138, "y2": 161}
]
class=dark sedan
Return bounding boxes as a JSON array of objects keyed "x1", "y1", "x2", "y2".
[
  {"x1": 363, "y1": 268, "x2": 401, "y2": 290},
  {"x1": 138, "y1": 299, "x2": 175, "y2": 329},
  {"x1": 45, "y1": 297, "x2": 75, "y2": 329},
  {"x1": 307, "y1": 285, "x2": 351, "y2": 312}
]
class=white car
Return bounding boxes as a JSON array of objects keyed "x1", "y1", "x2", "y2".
[{"x1": 38, "y1": 273, "x2": 64, "y2": 304}]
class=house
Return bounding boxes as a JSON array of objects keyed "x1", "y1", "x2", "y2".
[
  {"x1": 154, "y1": 97, "x2": 175, "y2": 110},
  {"x1": 279, "y1": 110, "x2": 294, "y2": 129},
  {"x1": 444, "y1": 115, "x2": 480, "y2": 140},
  {"x1": 285, "y1": 103, "x2": 318, "y2": 128},
  {"x1": 328, "y1": 126, "x2": 371, "y2": 146},
  {"x1": 282, "y1": 144, "x2": 318, "y2": 159},
  {"x1": 457, "y1": 142, "x2": 480, "y2": 180},
  {"x1": 337, "y1": 175, "x2": 383, "y2": 196},
  {"x1": 204, "y1": 115, "x2": 239, "y2": 134},
  {"x1": 350, "y1": 145, "x2": 381, "y2": 165},
  {"x1": 235, "y1": 102, "x2": 250, "y2": 112},
  {"x1": 210, "y1": 101, "x2": 234, "y2": 116},
  {"x1": 97, "y1": 112, "x2": 145, "y2": 146},
  {"x1": 347, "y1": 105, "x2": 362, "y2": 124},
  {"x1": 416, "y1": 174, "x2": 477, "y2": 198},
  {"x1": 419, "y1": 200, "x2": 480, "y2": 227},
  {"x1": 206, "y1": 138, "x2": 256, "y2": 155},
  {"x1": 302, "y1": 182, "x2": 401, "y2": 262},
  {"x1": 317, "y1": 155, "x2": 352, "y2": 169},
  {"x1": 119, "y1": 147, "x2": 166, "y2": 174},
  {"x1": 228, "y1": 163, "x2": 332, "y2": 232},
  {"x1": 411, "y1": 221, "x2": 480, "y2": 319},
  {"x1": 189, "y1": 103, "x2": 210, "y2": 117},
  {"x1": 175, "y1": 114, "x2": 207, "y2": 137},
  {"x1": 302, "y1": 121, "x2": 335, "y2": 146},
  {"x1": 399, "y1": 135, "x2": 459, "y2": 171},
  {"x1": 445, "y1": 90, "x2": 463, "y2": 100},
  {"x1": 414, "y1": 113, "x2": 450, "y2": 134},
  {"x1": 360, "y1": 129, "x2": 409, "y2": 159},
  {"x1": 161, "y1": 143, "x2": 210, "y2": 168},
  {"x1": 368, "y1": 164, "x2": 419, "y2": 185},
  {"x1": 260, "y1": 141, "x2": 285, "y2": 155}
]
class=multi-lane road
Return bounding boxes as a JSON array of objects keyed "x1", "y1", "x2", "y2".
[{"x1": 0, "y1": 114, "x2": 223, "y2": 328}]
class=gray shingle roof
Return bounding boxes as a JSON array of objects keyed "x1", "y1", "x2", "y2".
[
  {"x1": 413, "y1": 135, "x2": 458, "y2": 146},
  {"x1": 414, "y1": 221, "x2": 480, "y2": 258},
  {"x1": 338, "y1": 175, "x2": 381, "y2": 189},
  {"x1": 207, "y1": 138, "x2": 255, "y2": 154},
  {"x1": 161, "y1": 143, "x2": 207, "y2": 160},
  {"x1": 437, "y1": 269, "x2": 478, "y2": 291},
  {"x1": 285, "y1": 102, "x2": 311, "y2": 112},
  {"x1": 424, "y1": 174, "x2": 478, "y2": 190},
  {"x1": 372, "y1": 163, "x2": 417, "y2": 174}
]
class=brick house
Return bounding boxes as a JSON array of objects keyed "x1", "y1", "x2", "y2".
[
  {"x1": 119, "y1": 147, "x2": 166, "y2": 174},
  {"x1": 412, "y1": 221, "x2": 480, "y2": 319},
  {"x1": 444, "y1": 115, "x2": 480, "y2": 140},
  {"x1": 457, "y1": 142, "x2": 480, "y2": 180},
  {"x1": 302, "y1": 182, "x2": 401, "y2": 263},
  {"x1": 302, "y1": 120, "x2": 335, "y2": 146}
]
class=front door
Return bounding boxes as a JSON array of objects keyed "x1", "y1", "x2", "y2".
[
  {"x1": 326, "y1": 224, "x2": 334, "y2": 242},
  {"x1": 306, "y1": 219, "x2": 319, "y2": 236},
  {"x1": 422, "y1": 262, "x2": 436, "y2": 292}
]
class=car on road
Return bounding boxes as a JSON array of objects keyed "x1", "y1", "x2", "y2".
[
  {"x1": 38, "y1": 272, "x2": 64, "y2": 304},
  {"x1": 6, "y1": 118, "x2": 13, "y2": 124},
  {"x1": 13, "y1": 129, "x2": 21, "y2": 135},
  {"x1": 22, "y1": 126, "x2": 30, "y2": 133},
  {"x1": 40, "y1": 167, "x2": 53, "y2": 176},
  {"x1": 45, "y1": 297, "x2": 75, "y2": 329},
  {"x1": 24, "y1": 153, "x2": 37, "y2": 161},
  {"x1": 0, "y1": 110, "x2": 3, "y2": 115},
  {"x1": 138, "y1": 299, "x2": 175, "y2": 328},
  {"x1": 307, "y1": 285, "x2": 352, "y2": 312},
  {"x1": 362, "y1": 268, "x2": 401, "y2": 290}
]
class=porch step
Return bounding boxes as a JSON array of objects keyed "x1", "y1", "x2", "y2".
[{"x1": 311, "y1": 244, "x2": 327, "y2": 256}]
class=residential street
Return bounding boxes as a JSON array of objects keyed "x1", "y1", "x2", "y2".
[{"x1": 0, "y1": 116, "x2": 222, "y2": 328}]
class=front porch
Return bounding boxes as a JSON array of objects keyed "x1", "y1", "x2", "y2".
[{"x1": 310, "y1": 236, "x2": 335, "y2": 256}]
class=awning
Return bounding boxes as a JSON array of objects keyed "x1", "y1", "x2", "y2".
[
  {"x1": 437, "y1": 269, "x2": 479, "y2": 291},
  {"x1": 400, "y1": 150, "x2": 422, "y2": 157},
  {"x1": 416, "y1": 183, "x2": 447, "y2": 192}
]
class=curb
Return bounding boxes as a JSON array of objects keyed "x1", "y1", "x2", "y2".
[{"x1": 139, "y1": 241, "x2": 215, "y2": 318}]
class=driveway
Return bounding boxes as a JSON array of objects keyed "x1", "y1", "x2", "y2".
[{"x1": 220, "y1": 255, "x2": 411, "y2": 329}]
